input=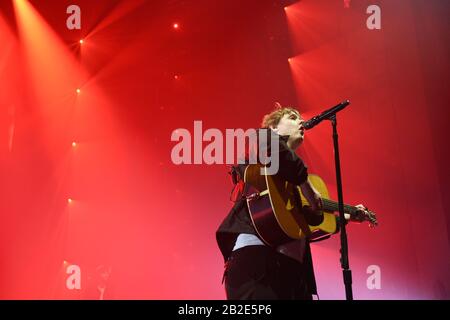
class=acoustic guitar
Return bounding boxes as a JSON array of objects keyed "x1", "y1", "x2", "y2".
[{"x1": 244, "y1": 164, "x2": 377, "y2": 247}]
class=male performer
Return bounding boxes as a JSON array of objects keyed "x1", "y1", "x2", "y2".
[{"x1": 216, "y1": 103, "x2": 375, "y2": 299}]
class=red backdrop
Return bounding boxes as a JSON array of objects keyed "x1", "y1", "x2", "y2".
[{"x1": 0, "y1": 0, "x2": 449, "y2": 299}]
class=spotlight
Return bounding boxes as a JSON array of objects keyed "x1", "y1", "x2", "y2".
[
  {"x1": 173, "y1": 23, "x2": 179, "y2": 29},
  {"x1": 76, "y1": 88, "x2": 81, "y2": 94},
  {"x1": 174, "y1": 75, "x2": 179, "y2": 80},
  {"x1": 79, "y1": 39, "x2": 84, "y2": 44},
  {"x1": 68, "y1": 198, "x2": 73, "y2": 204},
  {"x1": 72, "y1": 142, "x2": 77, "y2": 147}
]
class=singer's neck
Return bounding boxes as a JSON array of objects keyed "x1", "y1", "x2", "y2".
[{"x1": 287, "y1": 137, "x2": 302, "y2": 151}]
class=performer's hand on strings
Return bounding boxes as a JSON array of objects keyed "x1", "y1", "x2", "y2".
[
  {"x1": 300, "y1": 180, "x2": 323, "y2": 215},
  {"x1": 350, "y1": 204, "x2": 378, "y2": 227}
]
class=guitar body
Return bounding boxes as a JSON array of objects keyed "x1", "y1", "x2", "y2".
[{"x1": 244, "y1": 164, "x2": 338, "y2": 247}]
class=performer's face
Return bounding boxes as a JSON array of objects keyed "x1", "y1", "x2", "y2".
[{"x1": 272, "y1": 111, "x2": 305, "y2": 146}]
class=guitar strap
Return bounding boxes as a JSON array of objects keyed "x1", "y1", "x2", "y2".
[{"x1": 228, "y1": 164, "x2": 250, "y2": 203}]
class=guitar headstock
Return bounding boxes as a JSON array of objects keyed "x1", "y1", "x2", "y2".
[
  {"x1": 350, "y1": 206, "x2": 378, "y2": 227},
  {"x1": 366, "y1": 210, "x2": 378, "y2": 228}
]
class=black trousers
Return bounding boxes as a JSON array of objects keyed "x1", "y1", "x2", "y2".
[{"x1": 224, "y1": 245, "x2": 312, "y2": 300}]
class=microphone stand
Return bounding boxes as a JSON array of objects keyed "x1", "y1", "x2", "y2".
[
  {"x1": 303, "y1": 99, "x2": 353, "y2": 299},
  {"x1": 330, "y1": 114, "x2": 353, "y2": 300}
]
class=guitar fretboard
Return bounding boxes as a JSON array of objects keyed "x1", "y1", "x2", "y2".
[{"x1": 322, "y1": 198, "x2": 357, "y2": 213}]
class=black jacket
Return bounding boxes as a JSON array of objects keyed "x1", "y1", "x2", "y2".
[{"x1": 216, "y1": 128, "x2": 317, "y2": 294}]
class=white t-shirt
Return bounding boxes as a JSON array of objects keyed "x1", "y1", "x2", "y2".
[{"x1": 232, "y1": 233, "x2": 306, "y2": 263}]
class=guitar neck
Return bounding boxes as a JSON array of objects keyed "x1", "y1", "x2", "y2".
[{"x1": 322, "y1": 198, "x2": 357, "y2": 214}]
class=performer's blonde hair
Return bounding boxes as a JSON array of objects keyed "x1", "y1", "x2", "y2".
[{"x1": 261, "y1": 102, "x2": 300, "y2": 128}]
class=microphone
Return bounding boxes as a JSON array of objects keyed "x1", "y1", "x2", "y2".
[{"x1": 303, "y1": 100, "x2": 350, "y2": 130}]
